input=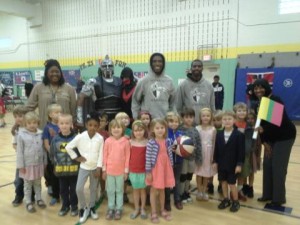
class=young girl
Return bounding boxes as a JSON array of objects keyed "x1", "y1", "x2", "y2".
[
  {"x1": 233, "y1": 102, "x2": 248, "y2": 201},
  {"x1": 103, "y1": 119, "x2": 131, "y2": 220},
  {"x1": 66, "y1": 112, "x2": 104, "y2": 224},
  {"x1": 243, "y1": 112, "x2": 262, "y2": 198},
  {"x1": 16, "y1": 112, "x2": 47, "y2": 213},
  {"x1": 138, "y1": 111, "x2": 151, "y2": 137},
  {"x1": 129, "y1": 120, "x2": 148, "y2": 220},
  {"x1": 195, "y1": 108, "x2": 217, "y2": 201},
  {"x1": 115, "y1": 112, "x2": 131, "y2": 139},
  {"x1": 146, "y1": 118, "x2": 175, "y2": 223},
  {"x1": 42, "y1": 103, "x2": 62, "y2": 205}
]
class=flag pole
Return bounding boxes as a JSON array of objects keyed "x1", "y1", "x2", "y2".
[{"x1": 252, "y1": 118, "x2": 261, "y2": 139}]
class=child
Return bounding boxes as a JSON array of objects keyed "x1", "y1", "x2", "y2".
[
  {"x1": 16, "y1": 112, "x2": 47, "y2": 213},
  {"x1": 138, "y1": 111, "x2": 151, "y2": 137},
  {"x1": 179, "y1": 108, "x2": 202, "y2": 204},
  {"x1": 166, "y1": 112, "x2": 184, "y2": 210},
  {"x1": 243, "y1": 112, "x2": 262, "y2": 198},
  {"x1": 115, "y1": 112, "x2": 132, "y2": 139},
  {"x1": 66, "y1": 112, "x2": 103, "y2": 224},
  {"x1": 102, "y1": 119, "x2": 131, "y2": 220},
  {"x1": 213, "y1": 110, "x2": 245, "y2": 212},
  {"x1": 129, "y1": 120, "x2": 148, "y2": 220},
  {"x1": 146, "y1": 118, "x2": 175, "y2": 223},
  {"x1": 233, "y1": 102, "x2": 248, "y2": 201},
  {"x1": 42, "y1": 104, "x2": 62, "y2": 205},
  {"x1": 0, "y1": 97, "x2": 6, "y2": 127},
  {"x1": 11, "y1": 105, "x2": 29, "y2": 206},
  {"x1": 50, "y1": 114, "x2": 79, "y2": 216},
  {"x1": 98, "y1": 112, "x2": 109, "y2": 140},
  {"x1": 97, "y1": 111, "x2": 109, "y2": 200},
  {"x1": 207, "y1": 110, "x2": 223, "y2": 194},
  {"x1": 195, "y1": 108, "x2": 217, "y2": 201}
]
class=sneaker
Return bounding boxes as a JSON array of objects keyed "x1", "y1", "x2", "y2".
[
  {"x1": 71, "y1": 207, "x2": 78, "y2": 216},
  {"x1": 123, "y1": 193, "x2": 129, "y2": 203},
  {"x1": 181, "y1": 193, "x2": 188, "y2": 204},
  {"x1": 90, "y1": 206, "x2": 99, "y2": 220},
  {"x1": 79, "y1": 207, "x2": 90, "y2": 223},
  {"x1": 247, "y1": 186, "x2": 254, "y2": 198},
  {"x1": 207, "y1": 183, "x2": 214, "y2": 194},
  {"x1": 12, "y1": 196, "x2": 23, "y2": 207},
  {"x1": 202, "y1": 193, "x2": 209, "y2": 201},
  {"x1": 196, "y1": 192, "x2": 203, "y2": 201},
  {"x1": 186, "y1": 193, "x2": 192, "y2": 203},
  {"x1": 238, "y1": 191, "x2": 247, "y2": 202},
  {"x1": 58, "y1": 207, "x2": 70, "y2": 216},
  {"x1": 218, "y1": 198, "x2": 231, "y2": 209},
  {"x1": 106, "y1": 209, "x2": 114, "y2": 220},
  {"x1": 49, "y1": 198, "x2": 59, "y2": 206},
  {"x1": 230, "y1": 200, "x2": 240, "y2": 212}
]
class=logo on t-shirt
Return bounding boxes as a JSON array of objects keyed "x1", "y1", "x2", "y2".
[
  {"x1": 191, "y1": 88, "x2": 207, "y2": 103},
  {"x1": 150, "y1": 82, "x2": 167, "y2": 99}
]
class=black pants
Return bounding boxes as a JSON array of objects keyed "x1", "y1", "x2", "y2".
[
  {"x1": 59, "y1": 176, "x2": 78, "y2": 209},
  {"x1": 45, "y1": 155, "x2": 60, "y2": 199}
]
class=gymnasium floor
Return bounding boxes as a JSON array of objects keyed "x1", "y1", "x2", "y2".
[{"x1": 0, "y1": 112, "x2": 299, "y2": 225}]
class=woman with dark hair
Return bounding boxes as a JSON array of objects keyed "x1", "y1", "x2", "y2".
[
  {"x1": 254, "y1": 79, "x2": 296, "y2": 207},
  {"x1": 26, "y1": 59, "x2": 76, "y2": 128},
  {"x1": 120, "y1": 67, "x2": 137, "y2": 121}
]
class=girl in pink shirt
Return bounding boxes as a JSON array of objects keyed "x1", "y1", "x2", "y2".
[
  {"x1": 102, "y1": 119, "x2": 131, "y2": 220},
  {"x1": 129, "y1": 120, "x2": 148, "y2": 220}
]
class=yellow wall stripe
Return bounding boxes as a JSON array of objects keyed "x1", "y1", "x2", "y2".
[{"x1": 1, "y1": 43, "x2": 299, "y2": 69}]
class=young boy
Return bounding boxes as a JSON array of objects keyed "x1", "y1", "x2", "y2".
[
  {"x1": 50, "y1": 114, "x2": 79, "y2": 216},
  {"x1": 179, "y1": 108, "x2": 202, "y2": 204},
  {"x1": 213, "y1": 110, "x2": 245, "y2": 212},
  {"x1": 11, "y1": 105, "x2": 29, "y2": 206},
  {"x1": 233, "y1": 102, "x2": 248, "y2": 201},
  {"x1": 207, "y1": 110, "x2": 223, "y2": 194},
  {"x1": 42, "y1": 104, "x2": 62, "y2": 205}
]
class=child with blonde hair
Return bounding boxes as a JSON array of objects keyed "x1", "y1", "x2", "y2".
[
  {"x1": 146, "y1": 118, "x2": 175, "y2": 223},
  {"x1": 129, "y1": 120, "x2": 148, "y2": 219},
  {"x1": 17, "y1": 112, "x2": 47, "y2": 213},
  {"x1": 115, "y1": 112, "x2": 132, "y2": 139},
  {"x1": 195, "y1": 108, "x2": 217, "y2": 201},
  {"x1": 103, "y1": 119, "x2": 131, "y2": 220},
  {"x1": 42, "y1": 103, "x2": 62, "y2": 205}
]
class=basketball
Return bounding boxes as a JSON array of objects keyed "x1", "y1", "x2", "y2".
[{"x1": 174, "y1": 135, "x2": 195, "y2": 158}]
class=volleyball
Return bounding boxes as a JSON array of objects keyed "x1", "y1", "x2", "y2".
[{"x1": 174, "y1": 135, "x2": 195, "y2": 158}]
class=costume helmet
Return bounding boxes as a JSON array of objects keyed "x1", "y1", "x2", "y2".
[{"x1": 100, "y1": 55, "x2": 114, "y2": 79}]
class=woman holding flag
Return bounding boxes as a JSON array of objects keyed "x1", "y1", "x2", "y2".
[{"x1": 253, "y1": 79, "x2": 296, "y2": 207}]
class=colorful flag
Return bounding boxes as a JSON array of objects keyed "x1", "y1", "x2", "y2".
[{"x1": 258, "y1": 97, "x2": 284, "y2": 126}]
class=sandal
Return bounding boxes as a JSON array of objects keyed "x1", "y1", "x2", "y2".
[
  {"x1": 161, "y1": 210, "x2": 172, "y2": 221},
  {"x1": 140, "y1": 209, "x2": 148, "y2": 220},
  {"x1": 151, "y1": 213, "x2": 159, "y2": 224},
  {"x1": 114, "y1": 210, "x2": 122, "y2": 220},
  {"x1": 26, "y1": 203, "x2": 36, "y2": 213},
  {"x1": 130, "y1": 210, "x2": 140, "y2": 219},
  {"x1": 106, "y1": 209, "x2": 114, "y2": 220},
  {"x1": 37, "y1": 200, "x2": 46, "y2": 209}
]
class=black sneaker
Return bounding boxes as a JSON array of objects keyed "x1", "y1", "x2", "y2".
[
  {"x1": 12, "y1": 196, "x2": 23, "y2": 207},
  {"x1": 218, "y1": 198, "x2": 231, "y2": 209},
  {"x1": 230, "y1": 200, "x2": 240, "y2": 212},
  {"x1": 58, "y1": 207, "x2": 70, "y2": 216},
  {"x1": 207, "y1": 183, "x2": 214, "y2": 195},
  {"x1": 71, "y1": 207, "x2": 78, "y2": 216},
  {"x1": 247, "y1": 186, "x2": 254, "y2": 198},
  {"x1": 123, "y1": 193, "x2": 129, "y2": 203}
]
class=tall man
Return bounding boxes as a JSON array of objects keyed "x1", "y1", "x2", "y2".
[
  {"x1": 132, "y1": 52, "x2": 176, "y2": 119},
  {"x1": 176, "y1": 59, "x2": 215, "y2": 125}
]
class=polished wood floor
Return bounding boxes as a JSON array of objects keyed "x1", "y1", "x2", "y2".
[{"x1": 1, "y1": 112, "x2": 300, "y2": 225}]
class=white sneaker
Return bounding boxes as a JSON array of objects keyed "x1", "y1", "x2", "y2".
[
  {"x1": 90, "y1": 206, "x2": 99, "y2": 220},
  {"x1": 79, "y1": 207, "x2": 90, "y2": 223},
  {"x1": 196, "y1": 192, "x2": 203, "y2": 201},
  {"x1": 202, "y1": 193, "x2": 209, "y2": 201}
]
